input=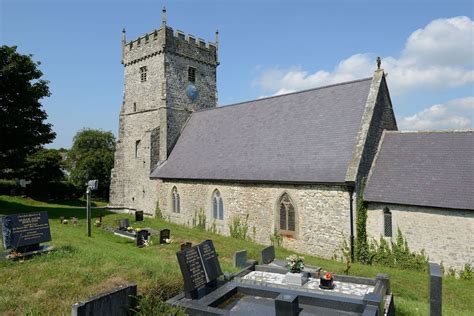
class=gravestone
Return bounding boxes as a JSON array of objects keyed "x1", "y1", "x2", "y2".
[
  {"x1": 260, "y1": 245, "x2": 275, "y2": 264},
  {"x1": 159, "y1": 229, "x2": 170, "y2": 245},
  {"x1": 275, "y1": 293, "x2": 299, "y2": 316},
  {"x1": 135, "y1": 211, "x2": 144, "y2": 222},
  {"x1": 176, "y1": 240, "x2": 222, "y2": 299},
  {"x1": 118, "y1": 219, "x2": 130, "y2": 230},
  {"x1": 180, "y1": 242, "x2": 192, "y2": 251},
  {"x1": 136, "y1": 230, "x2": 150, "y2": 248},
  {"x1": 233, "y1": 250, "x2": 247, "y2": 268},
  {"x1": 1, "y1": 211, "x2": 52, "y2": 255},
  {"x1": 429, "y1": 262, "x2": 442, "y2": 316},
  {"x1": 60, "y1": 216, "x2": 65, "y2": 224}
]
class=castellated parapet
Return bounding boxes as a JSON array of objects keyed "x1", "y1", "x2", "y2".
[{"x1": 110, "y1": 24, "x2": 218, "y2": 214}]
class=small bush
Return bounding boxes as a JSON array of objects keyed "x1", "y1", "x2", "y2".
[
  {"x1": 0, "y1": 179, "x2": 20, "y2": 195},
  {"x1": 26, "y1": 181, "x2": 81, "y2": 200},
  {"x1": 192, "y1": 209, "x2": 206, "y2": 230},
  {"x1": 229, "y1": 214, "x2": 249, "y2": 240},
  {"x1": 460, "y1": 263, "x2": 472, "y2": 280},
  {"x1": 155, "y1": 201, "x2": 163, "y2": 219},
  {"x1": 270, "y1": 228, "x2": 283, "y2": 247}
]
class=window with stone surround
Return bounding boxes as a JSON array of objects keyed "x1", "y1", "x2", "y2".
[
  {"x1": 188, "y1": 66, "x2": 196, "y2": 83},
  {"x1": 135, "y1": 140, "x2": 140, "y2": 159},
  {"x1": 133, "y1": 102, "x2": 137, "y2": 112},
  {"x1": 172, "y1": 186, "x2": 180, "y2": 213},
  {"x1": 279, "y1": 193, "x2": 295, "y2": 235},
  {"x1": 140, "y1": 66, "x2": 147, "y2": 82},
  {"x1": 212, "y1": 189, "x2": 223, "y2": 220},
  {"x1": 383, "y1": 207, "x2": 392, "y2": 237}
]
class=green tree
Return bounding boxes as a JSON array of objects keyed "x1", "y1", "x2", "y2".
[
  {"x1": 24, "y1": 149, "x2": 64, "y2": 183},
  {"x1": 67, "y1": 129, "x2": 115, "y2": 198},
  {"x1": 0, "y1": 45, "x2": 55, "y2": 178}
]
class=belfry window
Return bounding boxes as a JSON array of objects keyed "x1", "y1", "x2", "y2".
[
  {"x1": 279, "y1": 193, "x2": 295, "y2": 233},
  {"x1": 212, "y1": 189, "x2": 223, "y2": 220},
  {"x1": 135, "y1": 140, "x2": 140, "y2": 159},
  {"x1": 188, "y1": 66, "x2": 196, "y2": 83},
  {"x1": 140, "y1": 66, "x2": 147, "y2": 82},
  {"x1": 383, "y1": 207, "x2": 392, "y2": 237},
  {"x1": 172, "y1": 187, "x2": 180, "y2": 213}
]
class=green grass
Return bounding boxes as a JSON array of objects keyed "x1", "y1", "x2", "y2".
[{"x1": 0, "y1": 195, "x2": 472, "y2": 315}]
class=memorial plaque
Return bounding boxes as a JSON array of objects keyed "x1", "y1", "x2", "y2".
[
  {"x1": 159, "y1": 228, "x2": 170, "y2": 244},
  {"x1": 176, "y1": 240, "x2": 222, "y2": 298},
  {"x1": 1, "y1": 212, "x2": 51, "y2": 250},
  {"x1": 135, "y1": 210, "x2": 144, "y2": 222}
]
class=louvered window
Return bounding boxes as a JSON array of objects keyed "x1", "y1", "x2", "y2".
[
  {"x1": 188, "y1": 67, "x2": 196, "y2": 83},
  {"x1": 140, "y1": 66, "x2": 147, "y2": 82}
]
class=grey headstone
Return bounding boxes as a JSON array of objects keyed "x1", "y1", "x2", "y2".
[
  {"x1": 275, "y1": 293, "x2": 299, "y2": 316},
  {"x1": 260, "y1": 245, "x2": 275, "y2": 264},
  {"x1": 118, "y1": 219, "x2": 130, "y2": 230},
  {"x1": 159, "y1": 229, "x2": 170, "y2": 245},
  {"x1": 429, "y1": 262, "x2": 442, "y2": 316},
  {"x1": 233, "y1": 250, "x2": 247, "y2": 268}
]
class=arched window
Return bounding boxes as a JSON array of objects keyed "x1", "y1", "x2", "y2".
[
  {"x1": 172, "y1": 187, "x2": 180, "y2": 213},
  {"x1": 279, "y1": 193, "x2": 295, "y2": 233},
  {"x1": 383, "y1": 207, "x2": 392, "y2": 237},
  {"x1": 212, "y1": 189, "x2": 223, "y2": 220}
]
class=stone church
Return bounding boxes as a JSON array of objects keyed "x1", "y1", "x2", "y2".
[{"x1": 110, "y1": 12, "x2": 472, "y2": 266}]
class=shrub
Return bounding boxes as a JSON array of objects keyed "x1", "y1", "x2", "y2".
[
  {"x1": 0, "y1": 179, "x2": 20, "y2": 195},
  {"x1": 155, "y1": 201, "x2": 163, "y2": 219},
  {"x1": 26, "y1": 181, "x2": 81, "y2": 200},
  {"x1": 355, "y1": 179, "x2": 370, "y2": 264},
  {"x1": 192, "y1": 209, "x2": 206, "y2": 230},
  {"x1": 460, "y1": 263, "x2": 472, "y2": 280},
  {"x1": 229, "y1": 214, "x2": 250, "y2": 240},
  {"x1": 270, "y1": 228, "x2": 283, "y2": 247}
]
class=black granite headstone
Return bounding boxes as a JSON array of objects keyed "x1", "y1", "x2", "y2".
[
  {"x1": 275, "y1": 293, "x2": 299, "y2": 316},
  {"x1": 159, "y1": 229, "x2": 170, "y2": 245},
  {"x1": 135, "y1": 211, "x2": 143, "y2": 222},
  {"x1": 429, "y1": 262, "x2": 442, "y2": 316},
  {"x1": 180, "y1": 242, "x2": 192, "y2": 251},
  {"x1": 1, "y1": 212, "x2": 51, "y2": 251},
  {"x1": 176, "y1": 240, "x2": 222, "y2": 299},
  {"x1": 118, "y1": 219, "x2": 130, "y2": 230},
  {"x1": 136, "y1": 230, "x2": 150, "y2": 248},
  {"x1": 260, "y1": 245, "x2": 275, "y2": 264},
  {"x1": 233, "y1": 250, "x2": 247, "y2": 268}
]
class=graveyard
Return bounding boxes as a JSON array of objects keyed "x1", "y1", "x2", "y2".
[{"x1": 0, "y1": 195, "x2": 472, "y2": 315}]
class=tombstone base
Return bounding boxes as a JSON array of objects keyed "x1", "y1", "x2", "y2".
[{"x1": 6, "y1": 245, "x2": 54, "y2": 260}]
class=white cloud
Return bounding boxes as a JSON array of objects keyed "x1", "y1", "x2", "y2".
[
  {"x1": 398, "y1": 97, "x2": 474, "y2": 130},
  {"x1": 254, "y1": 16, "x2": 474, "y2": 96}
]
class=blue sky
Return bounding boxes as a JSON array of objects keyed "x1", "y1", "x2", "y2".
[{"x1": 1, "y1": 0, "x2": 473, "y2": 148}]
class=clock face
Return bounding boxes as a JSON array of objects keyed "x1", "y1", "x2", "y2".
[{"x1": 186, "y1": 84, "x2": 198, "y2": 102}]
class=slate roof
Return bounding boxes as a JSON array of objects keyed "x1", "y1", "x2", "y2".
[
  {"x1": 364, "y1": 131, "x2": 474, "y2": 210},
  {"x1": 151, "y1": 78, "x2": 373, "y2": 183}
]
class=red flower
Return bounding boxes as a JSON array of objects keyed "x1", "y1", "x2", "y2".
[{"x1": 325, "y1": 272, "x2": 332, "y2": 280}]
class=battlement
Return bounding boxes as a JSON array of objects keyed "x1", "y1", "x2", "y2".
[{"x1": 125, "y1": 27, "x2": 216, "y2": 53}]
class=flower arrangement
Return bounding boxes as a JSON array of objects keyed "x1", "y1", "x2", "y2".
[
  {"x1": 127, "y1": 226, "x2": 133, "y2": 232},
  {"x1": 94, "y1": 220, "x2": 101, "y2": 227},
  {"x1": 286, "y1": 254, "x2": 305, "y2": 273},
  {"x1": 62, "y1": 219, "x2": 68, "y2": 224},
  {"x1": 164, "y1": 238, "x2": 173, "y2": 244}
]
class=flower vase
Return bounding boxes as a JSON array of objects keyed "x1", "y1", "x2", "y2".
[{"x1": 285, "y1": 272, "x2": 308, "y2": 286}]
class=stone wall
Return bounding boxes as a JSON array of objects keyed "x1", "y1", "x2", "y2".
[
  {"x1": 366, "y1": 202, "x2": 474, "y2": 270},
  {"x1": 157, "y1": 180, "x2": 352, "y2": 259}
]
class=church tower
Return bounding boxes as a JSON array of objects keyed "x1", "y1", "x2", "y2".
[{"x1": 109, "y1": 8, "x2": 219, "y2": 214}]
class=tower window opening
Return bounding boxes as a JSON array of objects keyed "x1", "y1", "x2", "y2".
[
  {"x1": 133, "y1": 102, "x2": 137, "y2": 112},
  {"x1": 135, "y1": 140, "x2": 141, "y2": 159},
  {"x1": 140, "y1": 66, "x2": 147, "y2": 82},
  {"x1": 188, "y1": 67, "x2": 196, "y2": 83}
]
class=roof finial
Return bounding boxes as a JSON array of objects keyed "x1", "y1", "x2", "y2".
[
  {"x1": 215, "y1": 29, "x2": 219, "y2": 62},
  {"x1": 376, "y1": 56, "x2": 381, "y2": 70},
  {"x1": 122, "y1": 28, "x2": 126, "y2": 44},
  {"x1": 162, "y1": 6, "x2": 167, "y2": 27}
]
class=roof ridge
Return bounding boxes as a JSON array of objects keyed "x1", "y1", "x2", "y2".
[
  {"x1": 385, "y1": 129, "x2": 474, "y2": 135},
  {"x1": 195, "y1": 76, "x2": 373, "y2": 114}
]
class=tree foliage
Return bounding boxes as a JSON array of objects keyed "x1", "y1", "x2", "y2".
[
  {"x1": 24, "y1": 149, "x2": 64, "y2": 183},
  {"x1": 0, "y1": 45, "x2": 55, "y2": 178},
  {"x1": 355, "y1": 180, "x2": 370, "y2": 263},
  {"x1": 67, "y1": 129, "x2": 115, "y2": 198}
]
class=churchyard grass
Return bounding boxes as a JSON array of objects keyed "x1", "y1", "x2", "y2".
[{"x1": 0, "y1": 195, "x2": 472, "y2": 315}]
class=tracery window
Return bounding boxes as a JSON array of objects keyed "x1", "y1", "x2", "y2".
[
  {"x1": 172, "y1": 186, "x2": 180, "y2": 213},
  {"x1": 212, "y1": 189, "x2": 223, "y2": 220},
  {"x1": 279, "y1": 193, "x2": 295, "y2": 233}
]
